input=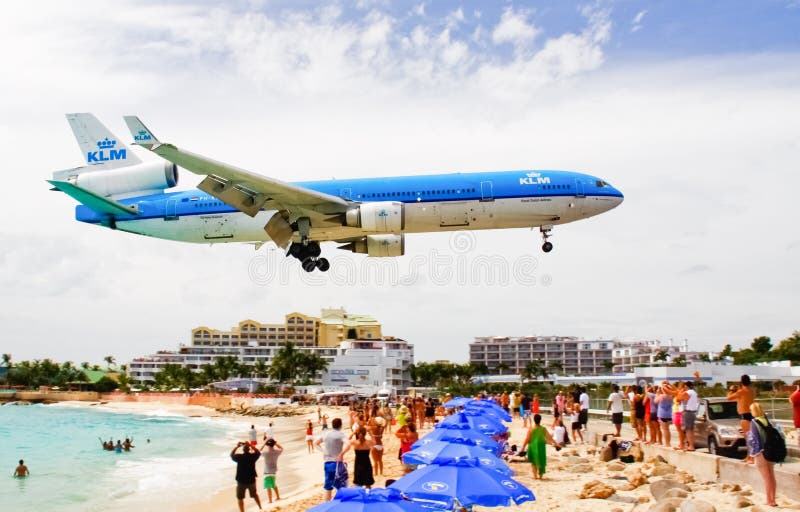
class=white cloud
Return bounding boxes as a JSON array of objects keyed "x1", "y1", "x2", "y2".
[
  {"x1": 0, "y1": 1, "x2": 798, "y2": 365},
  {"x1": 491, "y1": 7, "x2": 539, "y2": 49},
  {"x1": 631, "y1": 9, "x2": 648, "y2": 32},
  {"x1": 413, "y1": 3, "x2": 425, "y2": 16}
]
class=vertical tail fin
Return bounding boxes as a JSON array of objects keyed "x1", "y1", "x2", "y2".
[{"x1": 65, "y1": 113, "x2": 141, "y2": 169}]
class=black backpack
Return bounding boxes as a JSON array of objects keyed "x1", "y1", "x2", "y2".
[{"x1": 759, "y1": 417, "x2": 787, "y2": 463}]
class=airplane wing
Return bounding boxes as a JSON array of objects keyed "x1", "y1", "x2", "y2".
[{"x1": 123, "y1": 116, "x2": 350, "y2": 248}]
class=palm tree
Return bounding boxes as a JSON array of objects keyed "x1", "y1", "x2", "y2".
[
  {"x1": 270, "y1": 343, "x2": 300, "y2": 384},
  {"x1": 252, "y1": 360, "x2": 270, "y2": 379},
  {"x1": 546, "y1": 361, "x2": 563, "y2": 376},
  {"x1": 496, "y1": 363, "x2": 510, "y2": 376},
  {"x1": 103, "y1": 355, "x2": 116, "y2": 369},
  {"x1": 80, "y1": 361, "x2": 91, "y2": 370},
  {"x1": 1, "y1": 353, "x2": 11, "y2": 367},
  {"x1": 295, "y1": 352, "x2": 328, "y2": 384},
  {"x1": 522, "y1": 360, "x2": 543, "y2": 382}
]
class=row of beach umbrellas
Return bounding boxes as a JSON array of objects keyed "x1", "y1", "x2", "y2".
[{"x1": 310, "y1": 397, "x2": 535, "y2": 511}]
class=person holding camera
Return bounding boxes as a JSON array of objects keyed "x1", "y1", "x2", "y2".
[{"x1": 230, "y1": 441, "x2": 262, "y2": 512}]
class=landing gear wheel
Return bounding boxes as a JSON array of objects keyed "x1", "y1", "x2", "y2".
[
  {"x1": 539, "y1": 225, "x2": 554, "y2": 253},
  {"x1": 288, "y1": 243, "x2": 303, "y2": 259},
  {"x1": 542, "y1": 241, "x2": 553, "y2": 253},
  {"x1": 316, "y1": 258, "x2": 330, "y2": 272},
  {"x1": 301, "y1": 258, "x2": 317, "y2": 272},
  {"x1": 307, "y1": 242, "x2": 321, "y2": 258}
]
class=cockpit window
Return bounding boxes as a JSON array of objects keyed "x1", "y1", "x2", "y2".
[{"x1": 596, "y1": 180, "x2": 608, "y2": 187}]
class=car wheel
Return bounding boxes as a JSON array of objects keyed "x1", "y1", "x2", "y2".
[{"x1": 708, "y1": 437, "x2": 718, "y2": 455}]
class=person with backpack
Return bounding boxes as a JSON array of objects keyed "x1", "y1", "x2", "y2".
[{"x1": 746, "y1": 402, "x2": 786, "y2": 507}]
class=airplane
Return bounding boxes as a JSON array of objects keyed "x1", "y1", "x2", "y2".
[{"x1": 49, "y1": 113, "x2": 624, "y2": 272}]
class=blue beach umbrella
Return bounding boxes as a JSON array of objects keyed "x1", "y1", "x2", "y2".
[
  {"x1": 413, "y1": 426, "x2": 502, "y2": 456},
  {"x1": 389, "y1": 459, "x2": 535, "y2": 509},
  {"x1": 464, "y1": 404, "x2": 512, "y2": 422},
  {"x1": 402, "y1": 440, "x2": 513, "y2": 476},
  {"x1": 307, "y1": 487, "x2": 430, "y2": 512},
  {"x1": 442, "y1": 396, "x2": 471, "y2": 408},
  {"x1": 465, "y1": 400, "x2": 512, "y2": 420},
  {"x1": 438, "y1": 411, "x2": 508, "y2": 436}
]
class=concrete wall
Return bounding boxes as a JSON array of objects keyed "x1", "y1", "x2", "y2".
[
  {"x1": 719, "y1": 457, "x2": 800, "y2": 502},
  {"x1": 640, "y1": 443, "x2": 720, "y2": 483},
  {"x1": 16, "y1": 391, "x2": 99, "y2": 402}
]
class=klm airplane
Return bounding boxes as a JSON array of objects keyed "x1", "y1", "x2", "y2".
[{"x1": 49, "y1": 114, "x2": 624, "y2": 272}]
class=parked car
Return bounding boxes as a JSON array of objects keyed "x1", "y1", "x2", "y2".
[{"x1": 692, "y1": 397, "x2": 747, "y2": 457}]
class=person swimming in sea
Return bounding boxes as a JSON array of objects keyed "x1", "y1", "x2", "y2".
[
  {"x1": 14, "y1": 460, "x2": 29, "y2": 478},
  {"x1": 115, "y1": 440, "x2": 123, "y2": 453}
]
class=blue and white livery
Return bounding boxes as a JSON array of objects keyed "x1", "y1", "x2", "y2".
[{"x1": 49, "y1": 114, "x2": 623, "y2": 272}]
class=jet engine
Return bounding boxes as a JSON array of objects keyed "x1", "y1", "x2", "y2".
[
  {"x1": 344, "y1": 202, "x2": 404, "y2": 232},
  {"x1": 69, "y1": 161, "x2": 178, "y2": 198},
  {"x1": 339, "y1": 234, "x2": 405, "y2": 257}
]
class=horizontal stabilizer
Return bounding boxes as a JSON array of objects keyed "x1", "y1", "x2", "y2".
[
  {"x1": 123, "y1": 115, "x2": 159, "y2": 148},
  {"x1": 48, "y1": 180, "x2": 139, "y2": 216}
]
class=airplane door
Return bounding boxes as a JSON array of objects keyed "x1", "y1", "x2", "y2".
[
  {"x1": 574, "y1": 179, "x2": 586, "y2": 197},
  {"x1": 340, "y1": 188, "x2": 352, "y2": 200},
  {"x1": 165, "y1": 199, "x2": 179, "y2": 220},
  {"x1": 480, "y1": 181, "x2": 494, "y2": 201}
]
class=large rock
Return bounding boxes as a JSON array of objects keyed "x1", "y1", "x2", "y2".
[
  {"x1": 568, "y1": 462, "x2": 594, "y2": 473},
  {"x1": 680, "y1": 500, "x2": 716, "y2": 512},
  {"x1": 651, "y1": 462, "x2": 677, "y2": 477},
  {"x1": 647, "y1": 498, "x2": 685, "y2": 512},
  {"x1": 579, "y1": 480, "x2": 617, "y2": 499},
  {"x1": 567, "y1": 455, "x2": 590, "y2": 464},
  {"x1": 736, "y1": 498, "x2": 753, "y2": 508},
  {"x1": 626, "y1": 468, "x2": 648, "y2": 488},
  {"x1": 606, "y1": 461, "x2": 626, "y2": 472},
  {"x1": 663, "y1": 488, "x2": 689, "y2": 499},
  {"x1": 650, "y1": 480, "x2": 690, "y2": 501}
]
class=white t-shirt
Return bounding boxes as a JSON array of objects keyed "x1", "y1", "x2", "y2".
[
  {"x1": 570, "y1": 412, "x2": 579, "y2": 424},
  {"x1": 248, "y1": 428, "x2": 258, "y2": 442},
  {"x1": 608, "y1": 392, "x2": 624, "y2": 413},
  {"x1": 554, "y1": 425, "x2": 566, "y2": 444},
  {"x1": 685, "y1": 390, "x2": 699, "y2": 411},
  {"x1": 265, "y1": 426, "x2": 275, "y2": 439},
  {"x1": 322, "y1": 429, "x2": 348, "y2": 462},
  {"x1": 579, "y1": 393, "x2": 590, "y2": 410}
]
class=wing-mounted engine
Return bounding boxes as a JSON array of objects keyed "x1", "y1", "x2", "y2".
[
  {"x1": 344, "y1": 202, "x2": 404, "y2": 232},
  {"x1": 60, "y1": 161, "x2": 178, "y2": 198},
  {"x1": 338, "y1": 234, "x2": 405, "y2": 257}
]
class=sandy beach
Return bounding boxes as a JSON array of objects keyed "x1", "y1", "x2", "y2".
[{"x1": 80, "y1": 402, "x2": 800, "y2": 512}]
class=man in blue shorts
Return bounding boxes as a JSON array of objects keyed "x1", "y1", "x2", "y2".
[{"x1": 315, "y1": 417, "x2": 350, "y2": 501}]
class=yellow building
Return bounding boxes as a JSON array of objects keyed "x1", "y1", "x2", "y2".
[
  {"x1": 190, "y1": 308, "x2": 382, "y2": 348},
  {"x1": 317, "y1": 308, "x2": 383, "y2": 347},
  {"x1": 192, "y1": 312, "x2": 320, "y2": 348}
]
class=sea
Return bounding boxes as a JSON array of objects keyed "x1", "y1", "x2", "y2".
[{"x1": 0, "y1": 403, "x2": 243, "y2": 512}]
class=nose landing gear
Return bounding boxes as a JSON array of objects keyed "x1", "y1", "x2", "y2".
[{"x1": 540, "y1": 226, "x2": 554, "y2": 253}]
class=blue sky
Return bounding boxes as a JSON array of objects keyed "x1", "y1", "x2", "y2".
[{"x1": 0, "y1": 0, "x2": 798, "y2": 363}]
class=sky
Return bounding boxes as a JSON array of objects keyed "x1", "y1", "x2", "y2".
[{"x1": 0, "y1": 0, "x2": 799, "y2": 365}]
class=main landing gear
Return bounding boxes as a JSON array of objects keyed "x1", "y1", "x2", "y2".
[
  {"x1": 540, "y1": 226, "x2": 554, "y2": 253},
  {"x1": 288, "y1": 242, "x2": 330, "y2": 272}
]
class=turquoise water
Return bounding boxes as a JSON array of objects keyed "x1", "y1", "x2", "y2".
[{"x1": 0, "y1": 404, "x2": 238, "y2": 511}]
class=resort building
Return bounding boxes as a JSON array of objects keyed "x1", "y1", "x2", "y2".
[
  {"x1": 469, "y1": 336, "x2": 707, "y2": 376},
  {"x1": 469, "y1": 336, "x2": 615, "y2": 376},
  {"x1": 128, "y1": 308, "x2": 410, "y2": 391}
]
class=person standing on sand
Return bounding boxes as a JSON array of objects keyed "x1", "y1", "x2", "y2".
[
  {"x1": 248, "y1": 425, "x2": 258, "y2": 447},
  {"x1": 681, "y1": 381, "x2": 699, "y2": 451},
  {"x1": 395, "y1": 423, "x2": 419, "y2": 475},
  {"x1": 655, "y1": 385, "x2": 672, "y2": 447},
  {"x1": 265, "y1": 422, "x2": 275, "y2": 441},
  {"x1": 342, "y1": 426, "x2": 375, "y2": 488},
  {"x1": 14, "y1": 460, "x2": 29, "y2": 478},
  {"x1": 579, "y1": 387, "x2": 590, "y2": 432},
  {"x1": 259, "y1": 438, "x2": 282, "y2": 504},
  {"x1": 790, "y1": 384, "x2": 800, "y2": 447},
  {"x1": 230, "y1": 441, "x2": 263, "y2": 512},
  {"x1": 306, "y1": 420, "x2": 315, "y2": 453},
  {"x1": 315, "y1": 418, "x2": 350, "y2": 501},
  {"x1": 369, "y1": 416, "x2": 386, "y2": 476},
  {"x1": 511, "y1": 391, "x2": 521, "y2": 420},
  {"x1": 728, "y1": 374, "x2": 756, "y2": 463},
  {"x1": 523, "y1": 414, "x2": 554, "y2": 480},
  {"x1": 606, "y1": 385, "x2": 624, "y2": 437},
  {"x1": 747, "y1": 402, "x2": 782, "y2": 507}
]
